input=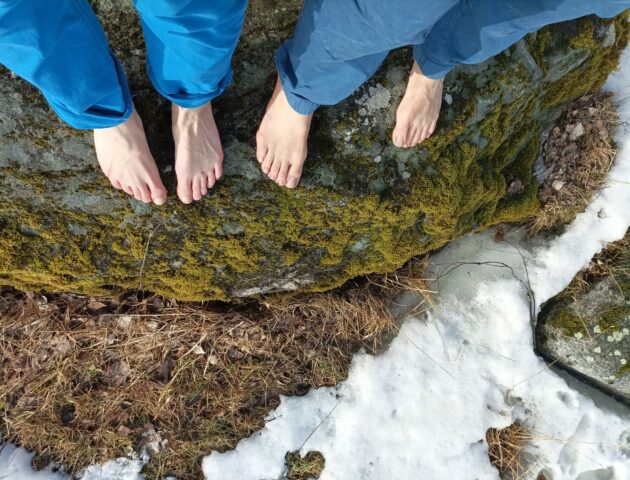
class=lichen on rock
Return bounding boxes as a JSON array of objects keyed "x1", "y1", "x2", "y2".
[
  {"x1": 537, "y1": 232, "x2": 630, "y2": 404},
  {"x1": 0, "y1": 3, "x2": 628, "y2": 301}
]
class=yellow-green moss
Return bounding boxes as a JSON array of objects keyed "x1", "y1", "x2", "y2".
[
  {"x1": 570, "y1": 18, "x2": 597, "y2": 50},
  {"x1": 598, "y1": 305, "x2": 630, "y2": 332},
  {"x1": 526, "y1": 27, "x2": 553, "y2": 72},
  {"x1": 543, "y1": 13, "x2": 630, "y2": 108},
  {"x1": 547, "y1": 309, "x2": 586, "y2": 337}
]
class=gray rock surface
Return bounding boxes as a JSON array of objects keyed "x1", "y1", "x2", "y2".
[{"x1": 537, "y1": 272, "x2": 630, "y2": 405}]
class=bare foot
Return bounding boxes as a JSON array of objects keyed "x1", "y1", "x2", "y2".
[
  {"x1": 172, "y1": 102, "x2": 223, "y2": 204},
  {"x1": 256, "y1": 78, "x2": 312, "y2": 188},
  {"x1": 93, "y1": 109, "x2": 167, "y2": 205},
  {"x1": 392, "y1": 62, "x2": 444, "y2": 148}
]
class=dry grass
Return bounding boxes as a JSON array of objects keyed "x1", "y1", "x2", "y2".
[
  {"x1": 486, "y1": 423, "x2": 533, "y2": 480},
  {"x1": 0, "y1": 257, "x2": 431, "y2": 479},
  {"x1": 284, "y1": 451, "x2": 325, "y2": 480},
  {"x1": 562, "y1": 227, "x2": 630, "y2": 298},
  {"x1": 529, "y1": 92, "x2": 618, "y2": 235}
]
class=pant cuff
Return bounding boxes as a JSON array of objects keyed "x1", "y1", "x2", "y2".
[
  {"x1": 413, "y1": 46, "x2": 452, "y2": 80},
  {"x1": 275, "y1": 48, "x2": 319, "y2": 116},
  {"x1": 148, "y1": 66, "x2": 233, "y2": 109},
  {"x1": 48, "y1": 55, "x2": 133, "y2": 130}
]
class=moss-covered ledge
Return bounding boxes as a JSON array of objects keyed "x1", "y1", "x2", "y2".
[{"x1": 0, "y1": 2, "x2": 627, "y2": 300}]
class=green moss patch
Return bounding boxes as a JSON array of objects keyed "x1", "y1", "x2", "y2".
[{"x1": 547, "y1": 309, "x2": 587, "y2": 337}]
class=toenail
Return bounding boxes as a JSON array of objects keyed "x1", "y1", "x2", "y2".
[{"x1": 288, "y1": 177, "x2": 298, "y2": 188}]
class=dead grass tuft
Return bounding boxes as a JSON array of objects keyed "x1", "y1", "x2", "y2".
[
  {"x1": 487, "y1": 423, "x2": 533, "y2": 480},
  {"x1": 562, "y1": 227, "x2": 630, "y2": 298},
  {"x1": 0, "y1": 257, "x2": 431, "y2": 479},
  {"x1": 530, "y1": 92, "x2": 618, "y2": 235},
  {"x1": 284, "y1": 451, "x2": 325, "y2": 480}
]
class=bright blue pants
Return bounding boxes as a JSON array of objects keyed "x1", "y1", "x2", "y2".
[
  {"x1": 277, "y1": 0, "x2": 630, "y2": 115},
  {"x1": 0, "y1": 0, "x2": 247, "y2": 129}
]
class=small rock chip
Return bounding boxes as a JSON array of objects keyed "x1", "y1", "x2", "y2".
[
  {"x1": 87, "y1": 300, "x2": 107, "y2": 311},
  {"x1": 35, "y1": 294, "x2": 48, "y2": 306},
  {"x1": 228, "y1": 347, "x2": 244, "y2": 361},
  {"x1": 117, "y1": 315, "x2": 133, "y2": 329},
  {"x1": 192, "y1": 345, "x2": 205, "y2": 355},
  {"x1": 507, "y1": 179, "x2": 524, "y2": 196},
  {"x1": 569, "y1": 122, "x2": 584, "y2": 141},
  {"x1": 552, "y1": 180, "x2": 565, "y2": 191},
  {"x1": 104, "y1": 360, "x2": 131, "y2": 387}
]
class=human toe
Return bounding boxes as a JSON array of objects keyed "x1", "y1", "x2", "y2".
[
  {"x1": 177, "y1": 178, "x2": 193, "y2": 204},
  {"x1": 256, "y1": 134, "x2": 268, "y2": 164},
  {"x1": 214, "y1": 162, "x2": 223, "y2": 181},
  {"x1": 268, "y1": 157, "x2": 283, "y2": 181},
  {"x1": 392, "y1": 126, "x2": 406, "y2": 148},
  {"x1": 276, "y1": 160, "x2": 290, "y2": 186},
  {"x1": 137, "y1": 183, "x2": 152, "y2": 204},
  {"x1": 286, "y1": 163, "x2": 303, "y2": 189},
  {"x1": 192, "y1": 177, "x2": 203, "y2": 201},
  {"x1": 261, "y1": 151, "x2": 274, "y2": 174}
]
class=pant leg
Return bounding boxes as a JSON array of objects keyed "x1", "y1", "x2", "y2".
[
  {"x1": 277, "y1": 0, "x2": 460, "y2": 115},
  {"x1": 415, "y1": 0, "x2": 630, "y2": 80},
  {"x1": 0, "y1": 0, "x2": 132, "y2": 129},
  {"x1": 133, "y1": 0, "x2": 247, "y2": 109}
]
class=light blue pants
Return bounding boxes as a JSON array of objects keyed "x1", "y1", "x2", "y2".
[
  {"x1": 0, "y1": 0, "x2": 247, "y2": 129},
  {"x1": 277, "y1": 0, "x2": 630, "y2": 115}
]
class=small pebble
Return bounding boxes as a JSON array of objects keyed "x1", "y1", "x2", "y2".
[
  {"x1": 552, "y1": 180, "x2": 565, "y2": 191},
  {"x1": 116, "y1": 315, "x2": 133, "y2": 329},
  {"x1": 569, "y1": 122, "x2": 584, "y2": 141}
]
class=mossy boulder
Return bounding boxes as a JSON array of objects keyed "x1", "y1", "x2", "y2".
[
  {"x1": 537, "y1": 274, "x2": 630, "y2": 405},
  {"x1": 0, "y1": 3, "x2": 628, "y2": 301}
]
